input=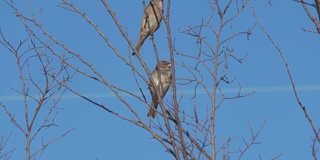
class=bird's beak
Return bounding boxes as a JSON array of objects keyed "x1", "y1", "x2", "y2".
[{"x1": 168, "y1": 63, "x2": 172, "y2": 68}]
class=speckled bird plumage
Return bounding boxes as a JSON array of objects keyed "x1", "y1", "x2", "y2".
[
  {"x1": 133, "y1": 0, "x2": 163, "y2": 55},
  {"x1": 147, "y1": 61, "x2": 172, "y2": 118}
]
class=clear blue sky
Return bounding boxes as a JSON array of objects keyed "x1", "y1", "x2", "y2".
[{"x1": 0, "y1": 1, "x2": 320, "y2": 159}]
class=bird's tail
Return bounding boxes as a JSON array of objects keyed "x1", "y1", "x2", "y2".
[
  {"x1": 147, "y1": 103, "x2": 157, "y2": 118},
  {"x1": 132, "y1": 45, "x2": 141, "y2": 56},
  {"x1": 132, "y1": 32, "x2": 148, "y2": 56}
]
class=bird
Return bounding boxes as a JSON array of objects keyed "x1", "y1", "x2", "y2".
[
  {"x1": 147, "y1": 60, "x2": 172, "y2": 118},
  {"x1": 132, "y1": 0, "x2": 163, "y2": 55}
]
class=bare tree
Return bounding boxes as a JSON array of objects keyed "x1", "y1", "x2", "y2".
[
  {"x1": 1, "y1": 0, "x2": 319, "y2": 159},
  {"x1": 250, "y1": 1, "x2": 320, "y2": 159},
  {"x1": 174, "y1": 1, "x2": 261, "y2": 159},
  {"x1": 2, "y1": 0, "x2": 264, "y2": 159},
  {"x1": 0, "y1": 132, "x2": 15, "y2": 160},
  {"x1": 294, "y1": 0, "x2": 320, "y2": 33},
  {"x1": 0, "y1": 27, "x2": 73, "y2": 160}
]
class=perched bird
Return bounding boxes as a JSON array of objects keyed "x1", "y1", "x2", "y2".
[
  {"x1": 132, "y1": 0, "x2": 163, "y2": 55},
  {"x1": 147, "y1": 60, "x2": 172, "y2": 118}
]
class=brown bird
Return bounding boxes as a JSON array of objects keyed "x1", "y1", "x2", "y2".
[
  {"x1": 132, "y1": 0, "x2": 163, "y2": 55},
  {"x1": 147, "y1": 60, "x2": 172, "y2": 118}
]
